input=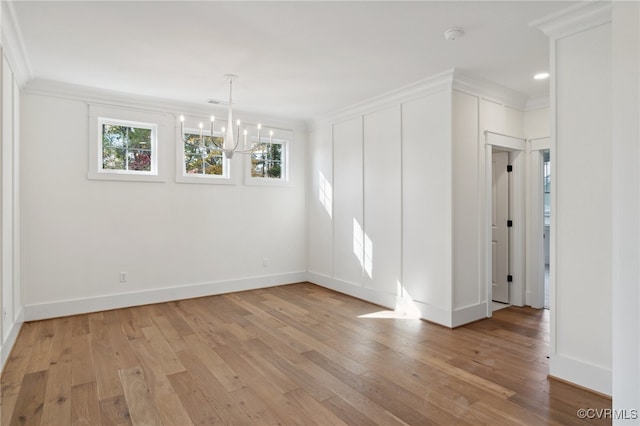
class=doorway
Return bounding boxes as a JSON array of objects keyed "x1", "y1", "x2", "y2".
[
  {"x1": 484, "y1": 131, "x2": 526, "y2": 315},
  {"x1": 543, "y1": 150, "x2": 550, "y2": 309},
  {"x1": 492, "y1": 150, "x2": 510, "y2": 307}
]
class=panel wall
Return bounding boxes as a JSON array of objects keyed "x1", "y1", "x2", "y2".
[
  {"x1": 401, "y1": 91, "x2": 452, "y2": 312},
  {"x1": 363, "y1": 107, "x2": 401, "y2": 295},
  {"x1": 332, "y1": 117, "x2": 364, "y2": 286}
]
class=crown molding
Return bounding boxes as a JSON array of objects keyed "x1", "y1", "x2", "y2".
[
  {"x1": 525, "y1": 94, "x2": 550, "y2": 111},
  {"x1": 530, "y1": 1, "x2": 612, "y2": 40},
  {"x1": 452, "y1": 70, "x2": 529, "y2": 111},
  {"x1": 1, "y1": 1, "x2": 34, "y2": 87},
  {"x1": 309, "y1": 69, "x2": 455, "y2": 130},
  {"x1": 24, "y1": 78, "x2": 307, "y2": 133}
]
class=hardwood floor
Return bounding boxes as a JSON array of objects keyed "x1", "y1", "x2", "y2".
[{"x1": 1, "y1": 283, "x2": 610, "y2": 425}]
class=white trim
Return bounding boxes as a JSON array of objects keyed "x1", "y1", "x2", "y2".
[
  {"x1": 0, "y1": 308, "x2": 23, "y2": 373},
  {"x1": 23, "y1": 272, "x2": 307, "y2": 321},
  {"x1": 88, "y1": 104, "x2": 170, "y2": 183},
  {"x1": 526, "y1": 138, "x2": 550, "y2": 309},
  {"x1": 311, "y1": 69, "x2": 454, "y2": 130},
  {"x1": 24, "y1": 79, "x2": 306, "y2": 134},
  {"x1": 452, "y1": 303, "x2": 487, "y2": 328},
  {"x1": 531, "y1": 1, "x2": 612, "y2": 41},
  {"x1": 525, "y1": 95, "x2": 550, "y2": 112},
  {"x1": 484, "y1": 132, "x2": 527, "y2": 310},
  {"x1": 1, "y1": 1, "x2": 33, "y2": 87},
  {"x1": 244, "y1": 136, "x2": 292, "y2": 187},
  {"x1": 175, "y1": 117, "x2": 234, "y2": 185},
  {"x1": 550, "y1": 354, "x2": 612, "y2": 396},
  {"x1": 307, "y1": 271, "x2": 396, "y2": 312},
  {"x1": 453, "y1": 71, "x2": 529, "y2": 111},
  {"x1": 307, "y1": 272, "x2": 453, "y2": 327}
]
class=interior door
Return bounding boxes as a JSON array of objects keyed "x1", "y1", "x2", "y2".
[{"x1": 492, "y1": 151, "x2": 509, "y2": 303}]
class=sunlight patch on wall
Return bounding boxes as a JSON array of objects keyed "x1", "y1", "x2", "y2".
[{"x1": 318, "y1": 172, "x2": 332, "y2": 218}]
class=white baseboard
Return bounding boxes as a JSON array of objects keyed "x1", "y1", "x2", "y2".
[
  {"x1": 452, "y1": 302, "x2": 489, "y2": 327},
  {"x1": 550, "y1": 353, "x2": 612, "y2": 396},
  {"x1": 1, "y1": 308, "x2": 24, "y2": 374},
  {"x1": 307, "y1": 271, "x2": 455, "y2": 328},
  {"x1": 306, "y1": 271, "x2": 397, "y2": 310},
  {"x1": 23, "y1": 272, "x2": 307, "y2": 321}
]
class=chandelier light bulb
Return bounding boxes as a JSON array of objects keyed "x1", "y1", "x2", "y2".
[{"x1": 210, "y1": 115, "x2": 215, "y2": 122}]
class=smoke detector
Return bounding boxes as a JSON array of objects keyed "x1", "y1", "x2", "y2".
[{"x1": 444, "y1": 27, "x2": 464, "y2": 41}]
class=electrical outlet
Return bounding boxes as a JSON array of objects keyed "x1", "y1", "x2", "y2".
[
  {"x1": 119, "y1": 272, "x2": 127, "y2": 283},
  {"x1": 3, "y1": 308, "x2": 6, "y2": 319},
  {"x1": 262, "y1": 258, "x2": 269, "y2": 267}
]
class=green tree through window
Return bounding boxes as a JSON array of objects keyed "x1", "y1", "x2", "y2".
[
  {"x1": 102, "y1": 124, "x2": 152, "y2": 171},
  {"x1": 251, "y1": 142, "x2": 283, "y2": 179},
  {"x1": 183, "y1": 133, "x2": 224, "y2": 175}
]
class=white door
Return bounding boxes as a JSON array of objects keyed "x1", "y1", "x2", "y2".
[{"x1": 492, "y1": 151, "x2": 509, "y2": 303}]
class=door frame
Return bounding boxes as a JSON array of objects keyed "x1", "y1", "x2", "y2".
[
  {"x1": 526, "y1": 138, "x2": 550, "y2": 309},
  {"x1": 483, "y1": 131, "x2": 526, "y2": 317}
]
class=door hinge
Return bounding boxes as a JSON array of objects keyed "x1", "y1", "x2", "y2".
[
  {"x1": 507, "y1": 220, "x2": 513, "y2": 228},
  {"x1": 507, "y1": 165, "x2": 513, "y2": 173},
  {"x1": 507, "y1": 275, "x2": 513, "y2": 283}
]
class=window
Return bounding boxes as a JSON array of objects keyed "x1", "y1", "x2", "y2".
[
  {"x1": 176, "y1": 117, "x2": 232, "y2": 184},
  {"x1": 88, "y1": 105, "x2": 167, "y2": 182},
  {"x1": 183, "y1": 133, "x2": 225, "y2": 176},
  {"x1": 246, "y1": 134, "x2": 290, "y2": 186},
  {"x1": 251, "y1": 141, "x2": 283, "y2": 179},
  {"x1": 100, "y1": 119, "x2": 156, "y2": 173}
]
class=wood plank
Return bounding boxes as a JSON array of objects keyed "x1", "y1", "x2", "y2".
[
  {"x1": 118, "y1": 366, "x2": 163, "y2": 426},
  {"x1": 40, "y1": 318, "x2": 73, "y2": 425},
  {"x1": 129, "y1": 337, "x2": 194, "y2": 426},
  {"x1": 70, "y1": 382, "x2": 102, "y2": 426},
  {"x1": 8, "y1": 370, "x2": 48, "y2": 426},
  {"x1": 71, "y1": 334, "x2": 96, "y2": 387},
  {"x1": 99, "y1": 394, "x2": 132, "y2": 426},
  {"x1": 167, "y1": 371, "x2": 224, "y2": 425}
]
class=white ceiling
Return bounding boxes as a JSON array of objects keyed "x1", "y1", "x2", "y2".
[{"x1": 10, "y1": 1, "x2": 571, "y2": 121}]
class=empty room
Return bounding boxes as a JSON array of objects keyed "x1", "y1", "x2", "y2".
[{"x1": 0, "y1": 1, "x2": 638, "y2": 425}]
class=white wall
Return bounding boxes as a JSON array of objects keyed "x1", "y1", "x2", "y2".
[
  {"x1": 551, "y1": 20, "x2": 613, "y2": 395},
  {"x1": 308, "y1": 73, "x2": 528, "y2": 328},
  {"x1": 611, "y1": 1, "x2": 640, "y2": 419},
  {"x1": 451, "y1": 89, "x2": 527, "y2": 324},
  {"x1": 20, "y1": 89, "x2": 307, "y2": 319},
  {"x1": 308, "y1": 74, "x2": 455, "y2": 322},
  {"x1": 524, "y1": 107, "x2": 550, "y2": 139},
  {"x1": 0, "y1": 50, "x2": 23, "y2": 369},
  {"x1": 401, "y1": 90, "x2": 452, "y2": 323}
]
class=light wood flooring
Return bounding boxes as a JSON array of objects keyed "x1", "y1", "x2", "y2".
[{"x1": 1, "y1": 283, "x2": 610, "y2": 425}]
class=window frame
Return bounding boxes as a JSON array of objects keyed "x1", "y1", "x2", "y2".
[
  {"x1": 245, "y1": 135, "x2": 291, "y2": 187},
  {"x1": 88, "y1": 105, "x2": 167, "y2": 182},
  {"x1": 175, "y1": 117, "x2": 234, "y2": 185}
]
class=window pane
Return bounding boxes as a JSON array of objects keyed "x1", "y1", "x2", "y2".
[
  {"x1": 102, "y1": 123, "x2": 154, "y2": 172},
  {"x1": 251, "y1": 142, "x2": 283, "y2": 179},
  {"x1": 127, "y1": 127, "x2": 152, "y2": 150},
  {"x1": 183, "y1": 133, "x2": 224, "y2": 176},
  {"x1": 103, "y1": 146, "x2": 125, "y2": 170},
  {"x1": 128, "y1": 150, "x2": 152, "y2": 171}
]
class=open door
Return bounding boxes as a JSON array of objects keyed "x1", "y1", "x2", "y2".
[{"x1": 492, "y1": 151, "x2": 509, "y2": 303}]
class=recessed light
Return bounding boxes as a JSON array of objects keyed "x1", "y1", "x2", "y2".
[{"x1": 534, "y1": 72, "x2": 550, "y2": 80}]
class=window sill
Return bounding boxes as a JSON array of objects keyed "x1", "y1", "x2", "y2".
[
  {"x1": 88, "y1": 171, "x2": 165, "y2": 183},
  {"x1": 176, "y1": 174, "x2": 236, "y2": 185}
]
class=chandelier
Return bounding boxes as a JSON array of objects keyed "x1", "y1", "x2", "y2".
[{"x1": 179, "y1": 74, "x2": 273, "y2": 160}]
